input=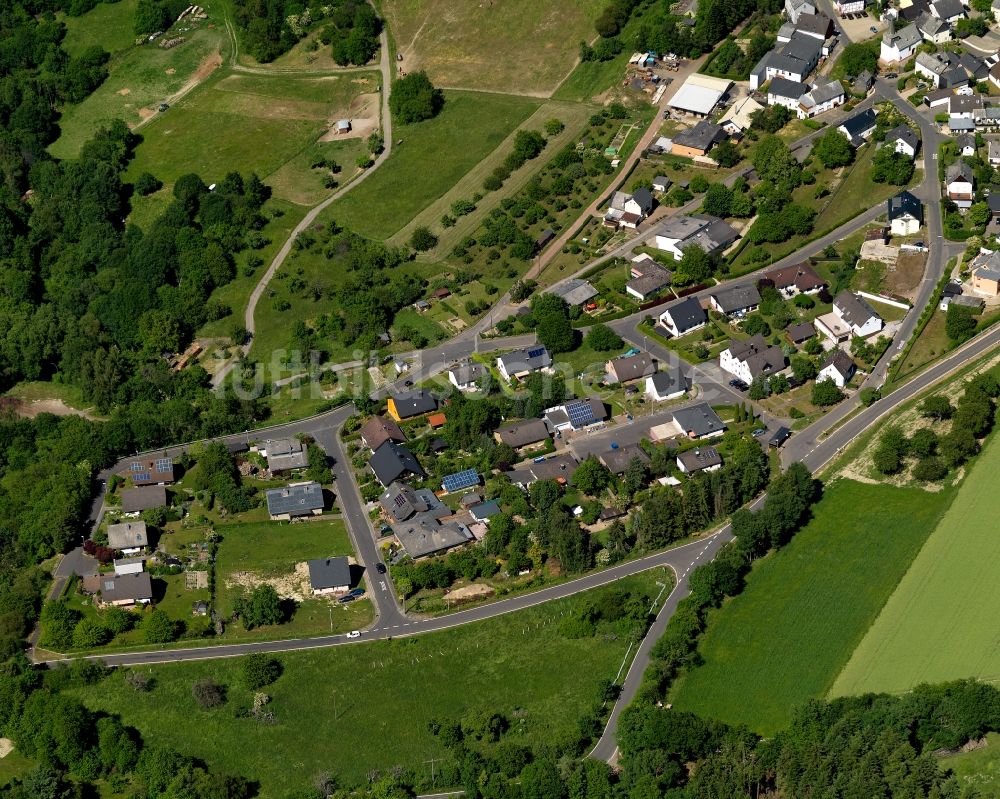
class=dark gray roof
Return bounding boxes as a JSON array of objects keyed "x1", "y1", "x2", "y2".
[
  {"x1": 264, "y1": 438, "x2": 309, "y2": 472},
  {"x1": 662, "y1": 296, "x2": 708, "y2": 334},
  {"x1": 725, "y1": 335, "x2": 786, "y2": 379},
  {"x1": 627, "y1": 263, "x2": 672, "y2": 297},
  {"x1": 648, "y1": 366, "x2": 689, "y2": 396},
  {"x1": 711, "y1": 283, "x2": 762, "y2": 314},
  {"x1": 887, "y1": 190, "x2": 923, "y2": 222},
  {"x1": 390, "y1": 389, "x2": 437, "y2": 419},
  {"x1": 265, "y1": 482, "x2": 324, "y2": 516},
  {"x1": 834, "y1": 291, "x2": 881, "y2": 328},
  {"x1": 98, "y1": 572, "x2": 153, "y2": 604},
  {"x1": 839, "y1": 109, "x2": 877, "y2": 140},
  {"x1": 673, "y1": 120, "x2": 726, "y2": 152},
  {"x1": 786, "y1": 321, "x2": 817, "y2": 343},
  {"x1": 883, "y1": 124, "x2": 918, "y2": 151},
  {"x1": 932, "y1": 0, "x2": 964, "y2": 18},
  {"x1": 607, "y1": 352, "x2": 655, "y2": 383},
  {"x1": 393, "y1": 518, "x2": 474, "y2": 559},
  {"x1": 821, "y1": 349, "x2": 857, "y2": 378},
  {"x1": 677, "y1": 447, "x2": 723, "y2": 472},
  {"x1": 780, "y1": 33, "x2": 823, "y2": 64},
  {"x1": 632, "y1": 187, "x2": 654, "y2": 213},
  {"x1": 947, "y1": 160, "x2": 975, "y2": 184},
  {"x1": 795, "y1": 13, "x2": 833, "y2": 36},
  {"x1": 599, "y1": 444, "x2": 651, "y2": 475},
  {"x1": 121, "y1": 485, "x2": 167, "y2": 514},
  {"x1": 369, "y1": 442, "x2": 425, "y2": 486},
  {"x1": 497, "y1": 346, "x2": 553, "y2": 376},
  {"x1": 307, "y1": 556, "x2": 351, "y2": 590},
  {"x1": 449, "y1": 361, "x2": 488, "y2": 386},
  {"x1": 768, "y1": 77, "x2": 809, "y2": 100},
  {"x1": 672, "y1": 403, "x2": 726, "y2": 438}
]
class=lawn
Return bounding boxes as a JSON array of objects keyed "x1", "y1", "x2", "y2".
[
  {"x1": 831, "y1": 433, "x2": 1000, "y2": 697},
  {"x1": 0, "y1": 747, "x2": 34, "y2": 787},
  {"x1": 125, "y1": 71, "x2": 379, "y2": 205},
  {"x1": 940, "y1": 733, "x2": 1000, "y2": 798},
  {"x1": 381, "y1": 0, "x2": 605, "y2": 96},
  {"x1": 324, "y1": 91, "x2": 540, "y2": 240},
  {"x1": 59, "y1": 0, "x2": 138, "y2": 57},
  {"x1": 68, "y1": 573, "x2": 661, "y2": 794},
  {"x1": 50, "y1": 3, "x2": 229, "y2": 159},
  {"x1": 668, "y1": 478, "x2": 955, "y2": 734},
  {"x1": 812, "y1": 147, "x2": 912, "y2": 233}
]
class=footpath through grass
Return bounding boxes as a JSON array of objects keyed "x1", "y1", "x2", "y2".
[
  {"x1": 325, "y1": 90, "x2": 540, "y2": 240},
  {"x1": 832, "y1": 433, "x2": 1000, "y2": 696},
  {"x1": 68, "y1": 573, "x2": 662, "y2": 794},
  {"x1": 668, "y1": 478, "x2": 954, "y2": 734}
]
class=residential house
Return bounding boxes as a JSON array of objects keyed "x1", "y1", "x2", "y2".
[
  {"x1": 120, "y1": 456, "x2": 174, "y2": 486},
  {"x1": 752, "y1": 34, "x2": 823, "y2": 88},
  {"x1": 120, "y1": 485, "x2": 167, "y2": 517},
  {"x1": 550, "y1": 279, "x2": 600, "y2": 306},
  {"x1": 852, "y1": 70, "x2": 875, "y2": 95},
  {"x1": 543, "y1": 397, "x2": 608, "y2": 432},
  {"x1": 818, "y1": 350, "x2": 858, "y2": 388},
  {"x1": 265, "y1": 481, "x2": 324, "y2": 520},
  {"x1": 646, "y1": 366, "x2": 690, "y2": 401},
  {"x1": 626, "y1": 254, "x2": 673, "y2": 300},
  {"x1": 950, "y1": 117, "x2": 976, "y2": 134},
  {"x1": 887, "y1": 190, "x2": 923, "y2": 235},
  {"x1": 794, "y1": 13, "x2": 834, "y2": 39},
  {"x1": 369, "y1": 441, "x2": 425, "y2": 487},
  {"x1": 604, "y1": 189, "x2": 654, "y2": 228},
  {"x1": 307, "y1": 556, "x2": 351, "y2": 595},
  {"x1": 599, "y1": 444, "x2": 651, "y2": 475},
  {"x1": 709, "y1": 283, "x2": 762, "y2": 316},
  {"x1": 497, "y1": 346, "x2": 553, "y2": 382},
  {"x1": 990, "y1": 191, "x2": 1000, "y2": 217},
  {"x1": 380, "y1": 483, "x2": 430, "y2": 523},
  {"x1": 837, "y1": 108, "x2": 878, "y2": 145},
  {"x1": 359, "y1": 416, "x2": 406, "y2": 451},
  {"x1": 762, "y1": 262, "x2": 826, "y2": 296},
  {"x1": 816, "y1": 291, "x2": 884, "y2": 341},
  {"x1": 975, "y1": 105, "x2": 1000, "y2": 129},
  {"x1": 835, "y1": 0, "x2": 865, "y2": 13},
  {"x1": 393, "y1": 516, "x2": 475, "y2": 560},
  {"x1": 107, "y1": 521, "x2": 149, "y2": 555},
  {"x1": 970, "y1": 250, "x2": 1000, "y2": 295},
  {"x1": 386, "y1": 389, "x2": 437, "y2": 422},
  {"x1": 883, "y1": 124, "x2": 919, "y2": 159},
  {"x1": 915, "y1": 11, "x2": 952, "y2": 44},
  {"x1": 468, "y1": 500, "x2": 502, "y2": 524},
  {"x1": 719, "y1": 96, "x2": 764, "y2": 136},
  {"x1": 676, "y1": 447, "x2": 724, "y2": 474},
  {"x1": 956, "y1": 132, "x2": 976, "y2": 157},
  {"x1": 448, "y1": 361, "x2": 488, "y2": 391},
  {"x1": 606, "y1": 352, "x2": 656, "y2": 385},
  {"x1": 494, "y1": 419, "x2": 550, "y2": 451},
  {"x1": 671, "y1": 403, "x2": 726, "y2": 439},
  {"x1": 786, "y1": 320, "x2": 817, "y2": 344},
  {"x1": 652, "y1": 214, "x2": 739, "y2": 259},
  {"x1": 899, "y1": 0, "x2": 931, "y2": 23},
  {"x1": 947, "y1": 161, "x2": 975, "y2": 210},
  {"x1": 768, "y1": 77, "x2": 811, "y2": 110},
  {"x1": 880, "y1": 19, "x2": 922, "y2": 64},
  {"x1": 923, "y1": 87, "x2": 953, "y2": 109},
  {"x1": 259, "y1": 438, "x2": 309, "y2": 473},
  {"x1": 719, "y1": 335, "x2": 787, "y2": 384},
  {"x1": 506, "y1": 453, "x2": 580, "y2": 488},
  {"x1": 88, "y1": 573, "x2": 153, "y2": 608},
  {"x1": 950, "y1": 94, "x2": 982, "y2": 118},
  {"x1": 786, "y1": 0, "x2": 816, "y2": 23},
  {"x1": 930, "y1": 0, "x2": 964, "y2": 22},
  {"x1": 671, "y1": 120, "x2": 727, "y2": 158},
  {"x1": 958, "y1": 53, "x2": 989, "y2": 82},
  {"x1": 797, "y1": 79, "x2": 845, "y2": 118},
  {"x1": 659, "y1": 296, "x2": 708, "y2": 337}
]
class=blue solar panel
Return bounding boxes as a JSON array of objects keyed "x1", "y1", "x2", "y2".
[
  {"x1": 442, "y1": 469, "x2": 479, "y2": 492},
  {"x1": 565, "y1": 400, "x2": 595, "y2": 428},
  {"x1": 154, "y1": 457, "x2": 172, "y2": 473},
  {"x1": 528, "y1": 347, "x2": 546, "y2": 359}
]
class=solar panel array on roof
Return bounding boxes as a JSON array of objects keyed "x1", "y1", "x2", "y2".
[
  {"x1": 393, "y1": 494, "x2": 407, "y2": 508},
  {"x1": 155, "y1": 457, "x2": 172, "y2": 473},
  {"x1": 566, "y1": 400, "x2": 596, "y2": 428},
  {"x1": 528, "y1": 347, "x2": 546, "y2": 359},
  {"x1": 442, "y1": 469, "x2": 479, "y2": 493},
  {"x1": 130, "y1": 462, "x2": 142, "y2": 472}
]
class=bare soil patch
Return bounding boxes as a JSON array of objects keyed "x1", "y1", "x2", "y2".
[
  {"x1": 117, "y1": 87, "x2": 131, "y2": 96},
  {"x1": 0, "y1": 738, "x2": 13, "y2": 759},
  {"x1": 888, "y1": 252, "x2": 928, "y2": 298},
  {"x1": 318, "y1": 92, "x2": 379, "y2": 140},
  {"x1": 165, "y1": 68, "x2": 176, "y2": 75},
  {"x1": 8, "y1": 397, "x2": 99, "y2": 421}
]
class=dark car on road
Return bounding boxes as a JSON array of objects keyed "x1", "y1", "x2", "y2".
[
  {"x1": 375, "y1": 563, "x2": 387, "y2": 574},
  {"x1": 729, "y1": 378, "x2": 749, "y2": 391}
]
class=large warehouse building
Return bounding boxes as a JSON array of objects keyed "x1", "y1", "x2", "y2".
[{"x1": 667, "y1": 74, "x2": 733, "y2": 117}]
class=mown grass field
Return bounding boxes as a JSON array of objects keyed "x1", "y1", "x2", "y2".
[
  {"x1": 59, "y1": 0, "x2": 138, "y2": 57},
  {"x1": 324, "y1": 90, "x2": 540, "y2": 240},
  {"x1": 50, "y1": 3, "x2": 229, "y2": 158},
  {"x1": 668, "y1": 478, "x2": 955, "y2": 734},
  {"x1": 832, "y1": 434, "x2": 1000, "y2": 696},
  {"x1": 381, "y1": 0, "x2": 604, "y2": 96},
  {"x1": 68, "y1": 574, "x2": 660, "y2": 794},
  {"x1": 126, "y1": 71, "x2": 379, "y2": 204}
]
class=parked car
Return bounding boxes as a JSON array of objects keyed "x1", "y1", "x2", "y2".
[
  {"x1": 884, "y1": 72, "x2": 897, "y2": 79},
  {"x1": 346, "y1": 630, "x2": 361, "y2": 638},
  {"x1": 375, "y1": 562, "x2": 387, "y2": 574},
  {"x1": 751, "y1": 428, "x2": 766, "y2": 438},
  {"x1": 348, "y1": 588, "x2": 365, "y2": 598},
  {"x1": 729, "y1": 378, "x2": 749, "y2": 391},
  {"x1": 870, "y1": 25, "x2": 877, "y2": 32}
]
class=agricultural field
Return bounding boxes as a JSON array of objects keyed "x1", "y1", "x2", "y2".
[
  {"x1": 382, "y1": 0, "x2": 605, "y2": 96},
  {"x1": 68, "y1": 574, "x2": 661, "y2": 794},
  {"x1": 50, "y1": 3, "x2": 229, "y2": 159},
  {"x1": 324, "y1": 90, "x2": 540, "y2": 240},
  {"x1": 669, "y1": 478, "x2": 954, "y2": 734},
  {"x1": 125, "y1": 71, "x2": 380, "y2": 205},
  {"x1": 832, "y1": 433, "x2": 1000, "y2": 697}
]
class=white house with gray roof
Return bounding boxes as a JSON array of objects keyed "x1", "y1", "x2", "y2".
[
  {"x1": 671, "y1": 403, "x2": 726, "y2": 439},
  {"x1": 797, "y1": 79, "x2": 845, "y2": 119},
  {"x1": 265, "y1": 481, "x2": 324, "y2": 521},
  {"x1": 497, "y1": 346, "x2": 553, "y2": 382},
  {"x1": 883, "y1": 125, "x2": 919, "y2": 159},
  {"x1": 659, "y1": 296, "x2": 708, "y2": 337}
]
